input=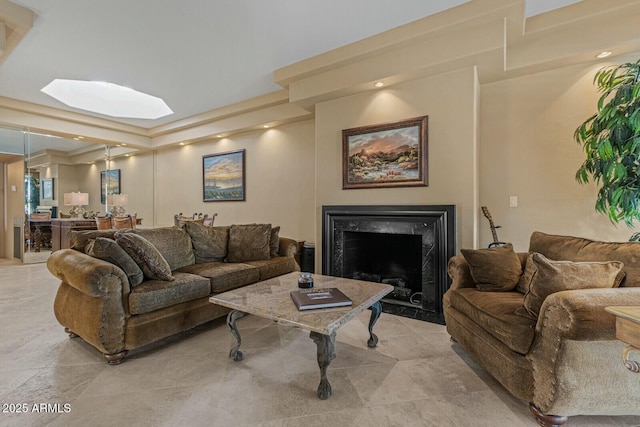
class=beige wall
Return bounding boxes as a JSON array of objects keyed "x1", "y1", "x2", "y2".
[
  {"x1": 314, "y1": 67, "x2": 480, "y2": 265},
  {"x1": 4, "y1": 159, "x2": 24, "y2": 259},
  {"x1": 0, "y1": 162, "x2": 5, "y2": 257},
  {"x1": 0, "y1": 120, "x2": 315, "y2": 256},
  {"x1": 151, "y1": 120, "x2": 316, "y2": 241},
  {"x1": 479, "y1": 53, "x2": 639, "y2": 251}
]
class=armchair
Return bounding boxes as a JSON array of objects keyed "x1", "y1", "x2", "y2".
[{"x1": 444, "y1": 232, "x2": 640, "y2": 426}]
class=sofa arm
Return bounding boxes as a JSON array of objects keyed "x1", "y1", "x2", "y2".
[
  {"x1": 47, "y1": 249, "x2": 131, "y2": 297},
  {"x1": 48, "y1": 249, "x2": 130, "y2": 357},
  {"x1": 447, "y1": 255, "x2": 475, "y2": 290},
  {"x1": 278, "y1": 237, "x2": 299, "y2": 258}
]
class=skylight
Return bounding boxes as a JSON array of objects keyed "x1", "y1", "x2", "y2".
[{"x1": 41, "y1": 79, "x2": 173, "y2": 120}]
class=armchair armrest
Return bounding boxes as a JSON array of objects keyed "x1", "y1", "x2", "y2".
[
  {"x1": 447, "y1": 255, "x2": 475, "y2": 290},
  {"x1": 535, "y1": 287, "x2": 640, "y2": 341},
  {"x1": 529, "y1": 287, "x2": 640, "y2": 414}
]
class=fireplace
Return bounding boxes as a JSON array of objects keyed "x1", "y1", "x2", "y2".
[{"x1": 322, "y1": 205, "x2": 455, "y2": 324}]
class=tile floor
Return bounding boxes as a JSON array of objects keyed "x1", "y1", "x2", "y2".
[{"x1": 1, "y1": 261, "x2": 639, "y2": 427}]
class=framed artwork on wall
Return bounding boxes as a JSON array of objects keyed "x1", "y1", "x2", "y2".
[
  {"x1": 41, "y1": 178, "x2": 54, "y2": 200},
  {"x1": 100, "y1": 169, "x2": 121, "y2": 204},
  {"x1": 203, "y1": 149, "x2": 246, "y2": 202},
  {"x1": 342, "y1": 115, "x2": 428, "y2": 189}
]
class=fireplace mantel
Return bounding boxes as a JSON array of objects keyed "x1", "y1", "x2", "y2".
[{"x1": 322, "y1": 205, "x2": 455, "y2": 323}]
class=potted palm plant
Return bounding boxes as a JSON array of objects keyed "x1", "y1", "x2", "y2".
[{"x1": 574, "y1": 58, "x2": 640, "y2": 238}]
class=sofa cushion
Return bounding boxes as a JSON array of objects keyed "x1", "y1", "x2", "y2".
[
  {"x1": 529, "y1": 231, "x2": 640, "y2": 287},
  {"x1": 184, "y1": 222, "x2": 230, "y2": 263},
  {"x1": 447, "y1": 287, "x2": 536, "y2": 354},
  {"x1": 128, "y1": 272, "x2": 211, "y2": 315},
  {"x1": 227, "y1": 224, "x2": 271, "y2": 262},
  {"x1": 176, "y1": 262, "x2": 260, "y2": 293},
  {"x1": 85, "y1": 237, "x2": 144, "y2": 287},
  {"x1": 70, "y1": 229, "x2": 117, "y2": 252},
  {"x1": 128, "y1": 227, "x2": 195, "y2": 271},
  {"x1": 246, "y1": 256, "x2": 297, "y2": 281},
  {"x1": 270, "y1": 226, "x2": 280, "y2": 258},
  {"x1": 516, "y1": 252, "x2": 625, "y2": 320},
  {"x1": 115, "y1": 232, "x2": 175, "y2": 281},
  {"x1": 460, "y1": 243, "x2": 522, "y2": 291}
]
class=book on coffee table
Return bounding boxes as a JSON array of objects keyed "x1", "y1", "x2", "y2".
[{"x1": 290, "y1": 288, "x2": 353, "y2": 310}]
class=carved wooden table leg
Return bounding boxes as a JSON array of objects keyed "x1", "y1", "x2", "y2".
[
  {"x1": 367, "y1": 301, "x2": 382, "y2": 347},
  {"x1": 33, "y1": 225, "x2": 42, "y2": 252},
  {"x1": 226, "y1": 310, "x2": 247, "y2": 361},
  {"x1": 309, "y1": 331, "x2": 336, "y2": 400},
  {"x1": 622, "y1": 345, "x2": 640, "y2": 373}
]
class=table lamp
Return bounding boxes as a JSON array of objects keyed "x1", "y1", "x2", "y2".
[
  {"x1": 107, "y1": 193, "x2": 128, "y2": 216},
  {"x1": 63, "y1": 192, "x2": 89, "y2": 218}
]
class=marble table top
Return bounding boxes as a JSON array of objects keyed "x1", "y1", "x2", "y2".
[{"x1": 209, "y1": 272, "x2": 393, "y2": 335}]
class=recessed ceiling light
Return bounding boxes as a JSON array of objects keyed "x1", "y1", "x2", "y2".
[
  {"x1": 121, "y1": 143, "x2": 127, "y2": 146},
  {"x1": 179, "y1": 142, "x2": 185, "y2": 146},
  {"x1": 374, "y1": 81, "x2": 385, "y2": 88},
  {"x1": 597, "y1": 51, "x2": 612, "y2": 58},
  {"x1": 216, "y1": 135, "x2": 223, "y2": 138},
  {"x1": 263, "y1": 125, "x2": 270, "y2": 128},
  {"x1": 41, "y1": 79, "x2": 173, "y2": 120}
]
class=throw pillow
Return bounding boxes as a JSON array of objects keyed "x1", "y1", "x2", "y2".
[
  {"x1": 115, "y1": 231, "x2": 174, "y2": 281},
  {"x1": 516, "y1": 252, "x2": 625, "y2": 320},
  {"x1": 227, "y1": 224, "x2": 272, "y2": 263},
  {"x1": 184, "y1": 222, "x2": 230, "y2": 263},
  {"x1": 70, "y1": 229, "x2": 117, "y2": 252},
  {"x1": 85, "y1": 237, "x2": 144, "y2": 287},
  {"x1": 270, "y1": 226, "x2": 280, "y2": 258},
  {"x1": 460, "y1": 243, "x2": 522, "y2": 291}
]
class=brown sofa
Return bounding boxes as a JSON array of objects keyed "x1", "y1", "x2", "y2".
[
  {"x1": 47, "y1": 223, "x2": 299, "y2": 364},
  {"x1": 444, "y1": 231, "x2": 640, "y2": 426}
]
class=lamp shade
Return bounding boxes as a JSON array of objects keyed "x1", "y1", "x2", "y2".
[
  {"x1": 107, "y1": 193, "x2": 128, "y2": 206},
  {"x1": 63, "y1": 192, "x2": 89, "y2": 206}
]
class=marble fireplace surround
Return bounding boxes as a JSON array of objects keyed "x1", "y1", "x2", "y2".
[{"x1": 322, "y1": 205, "x2": 455, "y2": 323}]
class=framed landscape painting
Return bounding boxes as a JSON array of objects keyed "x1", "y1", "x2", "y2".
[
  {"x1": 203, "y1": 149, "x2": 246, "y2": 202},
  {"x1": 100, "y1": 169, "x2": 121, "y2": 204},
  {"x1": 41, "y1": 178, "x2": 54, "y2": 200},
  {"x1": 342, "y1": 116, "x2": 428, "y2": 189}
]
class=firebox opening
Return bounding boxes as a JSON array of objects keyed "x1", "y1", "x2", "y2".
[{"x1": 343, "y1": 231, "x2": 423, "y2": 306}]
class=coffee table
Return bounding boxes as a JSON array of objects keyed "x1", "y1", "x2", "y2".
[{"x1": 209, "y1": 272, "x2": 393, "y2": 399}]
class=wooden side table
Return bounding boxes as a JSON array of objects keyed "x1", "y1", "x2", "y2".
[{"x1": 605, "y1": 306, "x2": 640, "y2": 373}]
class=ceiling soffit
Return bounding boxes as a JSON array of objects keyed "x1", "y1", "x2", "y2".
[
  {"x1": 3, "y1": 0, "x2": 640, "y2": 153},
  {"x1": 0, "y1": 0, "x2": 32, "y2": 66},
  {"x1": 276, "y1": 0, "x2": 640, "y2": 108}
]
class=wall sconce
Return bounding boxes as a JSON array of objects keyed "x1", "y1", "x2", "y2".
[
  {"x1": 63, "y1": 192, "x2": 89, "y2": 218},
  {"x1": 107, "y1": 193, "x2": 128, "y2": 216}
]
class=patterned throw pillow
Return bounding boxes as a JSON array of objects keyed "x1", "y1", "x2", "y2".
[
  {"x1": 85, "y1": 237, "x2": 144, "y2": 287},
  {"x1": 270, "y1": 226, "x2": 280, "y2": 258},
  {"x1": 227, "y1": 224, "x2": 272, "y2": 263},
  {"x1": 516, "y1": 252, "x2": 625, "y2": 319},
  {"x1": 115, "y1": 232, "x2": 174, "y2": 281}
]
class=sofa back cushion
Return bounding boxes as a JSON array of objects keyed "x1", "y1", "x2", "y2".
[
  {"x1": 128, "y1": 227, "x2": 195, "y2": 271},
  {"x1": 227, "y1": 224, "x2": 272, "y2": 262},
  {"x1": 184, "y1": 222, "x2": 230, "y2": 263},
  {"x1": 529, "y1": 231, "x2": 640, "y2": 287}
]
